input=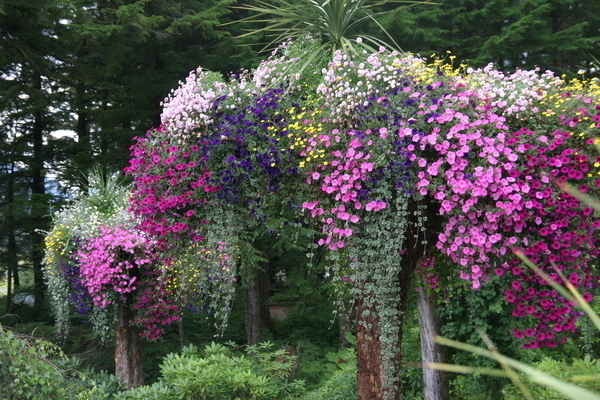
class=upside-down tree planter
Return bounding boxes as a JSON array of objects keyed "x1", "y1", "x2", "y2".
[
  {"x1": 126, "y1": 42, "x2": 599, "y2": 398},
  {"x1": 43, "y1": 173, "x2": 180, "y2": 388},
  {"x1": 45, "y1": 38, "x2": 600, "y2": 400}
]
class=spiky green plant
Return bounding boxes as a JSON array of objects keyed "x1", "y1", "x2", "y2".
[
  {"x1": 81, "y1": 166, "x2": 131, "y2": 216},
  {"x1": 228, "y1": 0, "x2": 433, "y2": 71}
]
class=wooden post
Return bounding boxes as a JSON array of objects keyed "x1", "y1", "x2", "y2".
[{"x1": 417, "y1": 288, "x2": 449, "y2": 400}]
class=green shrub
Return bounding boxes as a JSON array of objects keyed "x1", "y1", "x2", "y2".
[
  {"x1": 116, "y1": 341, "x2": 305, "y2": 400},
  {"x1": 301, "y1": 344, "x2": 357, "y2": 400},
  {"x1": 302, "y1": 367, "x2": 357, "y2": 400},
  {"x1": 0, "y1": 323, "x2": 111, "y2": 399}
]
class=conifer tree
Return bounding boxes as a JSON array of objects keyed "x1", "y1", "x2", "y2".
[{"x1": 382, "y1": 0, "x2": 600, "y2": 76}]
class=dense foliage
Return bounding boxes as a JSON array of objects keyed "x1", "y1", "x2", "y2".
[
  {"x1": 3, "y1": 1, "x2": 599, "y2": 398},
  {"x1": 0, "y1": 324, "x2": 118, "y2": 399},
  {"x1": 3, "y1": 0, "x2": 598, "y2": 299},
  {"x1": 116, "y1": 342, "x2": 304, "y2": 400}
]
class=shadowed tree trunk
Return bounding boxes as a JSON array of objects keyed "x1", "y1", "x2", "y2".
[
  {"x1": 6, "y1": 225, "x2": 17, "y2": 312},
  {"x1": 245, "y1": 274, "x2": 261, "y2": 345},
  {"x1": 75, "y1": 81, "x2": 91, "y2": 187},
  {"x1": 30, "y1": 71, "x2": 48, "y2": 301},
  {"x1": 356, "y1": 198, "x2": 441, "y2": 400},
  {"x1": 7, "y1": 163, "x2": 20, "y2": 291},
  {"x1": 177, "y1": 317, "x2": 185, "y2": 349},
  {"x1": 6, "y1": 252, "x2": 12, "y2": 313},
  {"x1": 244, "y1": 260, "x2": 272, "y2": 345},
  {"x1": 417, "y1": 288, "x2": 449, "y2": 400},
  {"x1": 115, "y1": 303, "x2": 144, "y2": 389},
  {"x1": 338, "y1": 301, "x2": 352, "y2": 350},
  {"x1": 5, "y1": 163, "x2": 17, "y2": 313}
]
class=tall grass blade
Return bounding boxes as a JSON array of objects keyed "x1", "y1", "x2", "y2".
[{"x1": 435, "y1": 337, "x2": 600, "y2": 400}]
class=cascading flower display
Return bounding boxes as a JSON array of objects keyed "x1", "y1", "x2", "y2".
[
  {"x1": 308, "y1": 48, "x2": 600, "y2": 347},
  {"x1": 76, "y1": 225, "x2": 151, "y2": 308},
  {"x1": 43, "y1": 173, "x2": 178, "y2": 340},
  {"x1": 125, "y1": 41, "x2": 324, "y2": 333},
  {"x1": 124, "y1": 37, "x2": 600, "y2": 399}
]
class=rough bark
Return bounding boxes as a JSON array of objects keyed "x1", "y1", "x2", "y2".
[
  {"x1": 6, "y1": 258, "x2": 11, "y2": 313},
  {"x1": 259, "y1": 261, "x2": 273, "y2": 333},
  {"x1": 5, "y1": 165, "x2": 16, "y2": 312},
  {"x1": 177, "y1": 317, "x2": 185, "y2": 349},
  {"x1": 417, "y1": 289, "x2": 449, "y2": 400},
  {"x1": 245, "y1": 274, "x2": 261, "y2": 345},
  {"x1": 7, "y1": 163, "x2": 19, "y2": 290},
  {"x1": 75, "y1": 80, "x2": 91, "y2": 190},
  {"x1": 244, "y1": 261, "x2": 271, "y2": 345},
  {"x1": 115, "y1": 303, "x2": 144, "y2": 389},
  {"x1": 355, "y1": 240, "x2": 423, "y2": 400},
  {"x1": 356, "y1": 295, "x2": 390, "y2": 400}
]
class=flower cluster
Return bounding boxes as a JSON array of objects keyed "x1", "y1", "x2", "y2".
[
  {"x1": 160, "y1": 69, "x2": 240, "y2": 138},
  {"x1": 43, "y1": 173, "x2": 181, "y2": 340},
  {"x1": 43, "y1": 178, "x2": 134, "y2": 338},
  {"x1": 132, "y1": 269, "x2": 180, "y2": 340},
  {"x1": 129, "y1": 40, "x2": 600, "y2": 351},
  {"x1": 76, "y1": 226, "x2": 153, "y2": 308},
  {"x1": 160, "y1": 38, "x2": 308, "y2": 141},
  {"x1": 302, "y1": 48, "x2": 600, "y2": 347},
  {"x1": 61, "y1": 260, "x2": 92, "y2": 315},
  {"x1": 458, "y1": 64, "x2": 561, "y2": 115},
  {"x1": 415, "y1": 257, "x2": 439, "y2": 291},
  {"x1": 126, "y1": 127, "x2": 211, "y2": 246}
]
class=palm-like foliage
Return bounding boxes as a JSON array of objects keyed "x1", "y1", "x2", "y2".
[
  {"x1": 231, "y1": 0, "x2": 432, "y2": 56},
  {"x1": 81, "y1": 167, "x2": 131, "y2": 216}
]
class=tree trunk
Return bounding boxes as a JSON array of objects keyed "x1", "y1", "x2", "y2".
[
  {"x1": 75, "y1": 81, "x2": 91, "y2": 189},
  {"x1": 417, "y1": 289, "x2": 449, "y2": 400},
  {"x1": 115, "y1": 303, "x2": 144, "y2": 389},
  {"x1": 8, "y1": 164, "x2": 19, "y2": 290},
  {"x1": 6, "y1": 258, "x2": 12, "y2": 313},
  {"x1": 356, "y1": 198, "x2": 442, "y2": 400},
  {"x1": 177, "y1": 317, "x2": 185, "y2": 349},
  {"x1": 338, "y1": 301, "x2": 352, "y2": 350},
  {"x1": 259, "y1": 262, "x2": 273, "y2": 334},
  {"x1": 245, "y1": 274, "x2": 261, "y2": 345},
  {"x1": 5, "y1": 164, "x2": 17, "y2": 312},
  {"x1": 244, "y1": 261, "x2": 271, "y2": 345},
  {"x1": 30, "y1": 72, "x2": 47, "y2": 301},
  {"x1": 355, "y1": 248, "x2": 420, "y2": 400},
  {"x1": 356, "y1": 295, "x2": 398, "y2": 400}
]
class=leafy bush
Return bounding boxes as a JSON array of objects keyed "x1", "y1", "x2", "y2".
[
  {"x1": 302, "y1": 367, "x2": 357, "y2": 400},
  {"x1": 302, "y1": 346, "x2": 357, "y2": 400},
  {"x1": 0, "y1": 323, "x2": 113, "y2": 399},
  {"x1": 116, "y1": 341, "x2": 305, "y2": 400}
]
